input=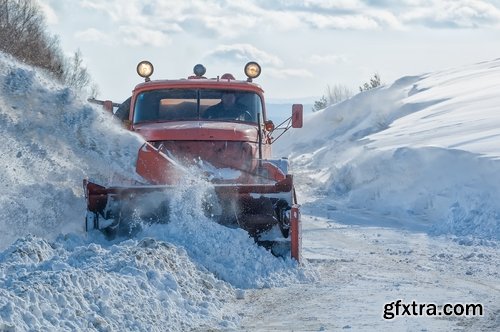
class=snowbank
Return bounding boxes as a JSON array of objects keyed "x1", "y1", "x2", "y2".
[
  {"x1": 0, "y1": 235, "x2": 237, "y2": 331},
  {"x1": 277, "y1": 58, "x2": 500, "y2": 240},
  {"x1": 0, "y1": 53, "x2": 144, "y2": 245},
  {"x1": 0, "y1": 53, "x2": 314, "y2": 330}
]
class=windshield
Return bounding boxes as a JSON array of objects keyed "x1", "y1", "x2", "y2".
[{"x1": 133, "y1": 89, "x2": 263, "y2": 124}]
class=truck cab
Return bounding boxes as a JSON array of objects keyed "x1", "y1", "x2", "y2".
[{"x1": 117, "y1": 61, "x2": 302, "y2": 177}]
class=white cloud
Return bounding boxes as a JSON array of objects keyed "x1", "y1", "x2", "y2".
[
  {"x1": 204, "y1": 44, "x2": 315, "y2": 81},
  {"x1": 75, "y1": 28, "x2": 110, "y2": 43},
  {"x1": 366, "y1": 9, "x2": 405, "y2": 29},
  {"x1": 80, "y1": 0, "x2": 133, "y2": 22},
  {"x1": 198, "y1": 14, "x2": 259, "y2": 38},
  {"x1": 303, "y1": 0, "x2": 365, "y2": 10},
  {"x1": 79, "y1": 1, "x2": 183, "y2": 30},
  {"x1": 260, "y1": 11, "x2": 304, "y2": 30},
  {"x1": 39, "y1": 0, "x2": 500, "y2": 103},
  {"x1": 304, "y1": 13, "x2": 380, "y2": 29},
  {"x1": 73, "y1": 1, "x2": 181, "y2": 47},
  {"x1": 119, "y1": 26, "x2": 171, "y2": 47},
  {"x1": 397, "y1": 0, "x2": 500, "y2": 28},
  {"x1": 255, "y1": 0, "x2": 364, "y2": 12},
  {"x1": 72, "y1": 0, "x2": 500, "y2": 44},
  {"x1": 308, "y1": 54, "x2": 349, "y2": 65},
  {"x1": 266, "y1": 68, "x2": 314, "y2": 78},
  {"x1": 205, "y1": 44, "x2": 283, "y2": 67}
]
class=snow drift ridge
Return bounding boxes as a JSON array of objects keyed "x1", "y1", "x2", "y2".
[{"x1": 278, "y1": 58, "x2": 500, "y2": 241}]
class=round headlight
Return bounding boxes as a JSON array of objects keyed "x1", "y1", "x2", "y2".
[
  {"x1": 244, "y1": 61, "x2": 261, "y2": 79},
  {"x1": 137, "y1": 61, "x2": 154, "y2": 79},
  {"x1": 193, "y1": 64, "x2": 206, "y2": 77}
]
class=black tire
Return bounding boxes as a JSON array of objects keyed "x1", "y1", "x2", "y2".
[{"x1": 275, "y1": 199, "x2": 291, "y2": 238}]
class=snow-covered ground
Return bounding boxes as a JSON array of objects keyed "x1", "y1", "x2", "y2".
[
  {"x1": 276, "y1": 59, "x2": 500, "y2": 242},
  {"x1": 0, "y1": 51, "x2": 498, "y2": 331}
]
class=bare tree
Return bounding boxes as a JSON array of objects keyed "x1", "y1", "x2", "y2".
[
  {"x1": 89, "y1": 83, "x2": 100, "y2": 99},
  {"x1": 313, "y1": 84, "x2": 353, "y2": 112},
  {"x1": 0, "y1": 0, "x2": 97, "y2": 94},
  {"x1": 63, "y1": 50, "x2": 91, "y2": 92},
  {"x1": 326, "y1": 84, "x2": 353, "y2": 105},
  {"x1": 0, "y1": 0, "x2": 65, "y2": 78}
]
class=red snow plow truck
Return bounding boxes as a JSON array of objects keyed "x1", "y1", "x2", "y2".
[{"x1": 84, "y1": 61, "x2": 303, "y2": 261}]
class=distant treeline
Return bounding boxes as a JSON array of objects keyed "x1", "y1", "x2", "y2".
[{"x1": 0, "y1": 0, "x2": 95, "y2": 94}]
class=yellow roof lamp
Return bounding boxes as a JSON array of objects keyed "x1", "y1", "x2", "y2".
[
  {"x1": 137, "y1": 61, "x2": 154, "y2": 81},
  {"x1": 136, "y1": 60, "x2": 260, "y2": 82},
  {"x1": 244, "y1": 62, "x2": 261, "y2": 82}
]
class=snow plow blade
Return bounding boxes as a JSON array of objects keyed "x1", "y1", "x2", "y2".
[{"x1": 83, "y1": 176, "x2": 301, "y2": 262}]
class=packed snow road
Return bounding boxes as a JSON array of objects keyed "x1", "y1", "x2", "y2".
[{"x1": 239, "y1": 212, "x2": 499, "y2": 331}]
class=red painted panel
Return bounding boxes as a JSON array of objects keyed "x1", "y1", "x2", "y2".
[{"x1": 290, "y1": 205, "x2": 302, "y2": 262}]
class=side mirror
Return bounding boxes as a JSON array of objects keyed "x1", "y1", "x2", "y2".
[
  {"x1": 291, "y1": 104, "x2": 303, "y2": 128},
  {"x1": 269, "y1": 104, "x2": 303, "y2": 144}
]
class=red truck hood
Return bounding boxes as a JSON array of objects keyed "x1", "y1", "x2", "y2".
[{"x1": 133, "y1": 121, "x2": 259, "y2": 142}]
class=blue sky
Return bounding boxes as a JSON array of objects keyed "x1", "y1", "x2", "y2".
[{"x1": 38, "y1": 0, "x2": 500, "y2": 102}]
